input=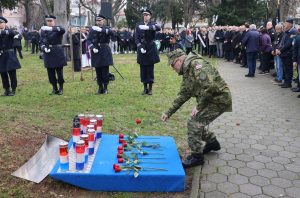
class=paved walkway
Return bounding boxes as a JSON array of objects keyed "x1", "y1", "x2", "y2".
[{"x1": 196, "y1": 59, "x2": 300, "y2": 198}]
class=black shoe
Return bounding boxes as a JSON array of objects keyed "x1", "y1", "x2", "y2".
[
  {"x1": 103, "y1": 89, "x2": 108, "y2": 94},
  {"x1": 57, "y1": 89, "x2": 63, "y2": 95},
  {"x1": 245, "y1": 74, "x2": 254, "y2": 77},
  {"x1": 11, "y1": 89, "x2": 16, "y2": 96},
  {"x1": 148, "y1": 83, "x2": 153, "y2": 95},
  {"x1": 203, "y1": 138, "x2": 221, "y2": 154},
  {"x1": 142, "y1": 89, "x2": 148, "y2": 95},
  {"x1": 291, "y1": 87, "x2": 300, "y2": 92},
  {"x1": 182, "y1": 154, "x2": 204, "y2": 168},
  {"x1": 281, "y1": 84, "x2": 292, "y2": 88},
  {"x1": 298, "y1": 94, "x2": 300, "y2": 98},
  {"x1": 2, "y1": 89, "x2": 13, "y2": 96},
  {"x1": 97, "y1": 85, "x2": 104, "y2": 95}
]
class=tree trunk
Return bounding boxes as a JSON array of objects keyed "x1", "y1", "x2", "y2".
[
  {"x1": 40, "y1": 0, "x2": 50, "y2": 15},
  {"x1": 24, "y1": 0, "x2": 31, "y2": 28},
  {"x1": 54, "y1": 0, "x2": 68, "y2": 44}
]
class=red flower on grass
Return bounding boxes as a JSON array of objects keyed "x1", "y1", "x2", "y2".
[
  {"x1": 122, "y1": 141, "x2": 127, "y2": 147},
  {"x1": 119, "y1": 138, "x2": 124, "y2": 143},
  {"x1": 119, "y1": 134, "x2": 124, "y2": 138},
  {"x1": 118, "y1": 158, "x2": 124, "y2": 163},
  {"x1": 118, "y1": 150, "x2": 123, "y2": 154},
  {"x1": 135, "y1": 118, "x2": 142, "y2": 125}
]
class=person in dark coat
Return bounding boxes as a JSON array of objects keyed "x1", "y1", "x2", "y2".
[
  {"x1": 12, "y1": 29, "x2": 23, "y2": 59},
  {"x1": 242, "y1": 24, "x2": 260, "y2": 77},
  {"x1": 30, "y1": 29, "x2": 40, "y2": 54},
  {"x1": 0, "y1": 17, "x2": 21, "y2": 96},
  {"x1": 293, "y1": 30, "x2": 300, "y2": 96},
  {"x1": 135, "y1": 9, "x2": 161, "y2": 95},
  {"x1": 87, "y1": 14, "x2": 114, "y2": 94},
  {"x1": 277, "y1": 19, "x2": 297, "y2": 88},
  {"x1": 258, "y1": 28, "x2": 273, "y2": 74},
  {"x1": 71, "y1": 27, "x2": 81, "y2": 72},
  {"x1": 40, "y1": 15, "x2": 67, "y2": 95},
  {"x1": 23, "y1": 27, "x2": 30, "y2": 51}
]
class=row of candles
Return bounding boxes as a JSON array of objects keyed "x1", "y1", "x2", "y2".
[{"x1": 59, "y1": 114, "x2": 104, "y2": 171}]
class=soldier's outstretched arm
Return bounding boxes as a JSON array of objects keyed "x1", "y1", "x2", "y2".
[
  {"x1": 164, "y1": 82, "x2": 191, "y2": 118},
  {"x1": 52, "y1": 26, "x2": 65, "y2": 34}
]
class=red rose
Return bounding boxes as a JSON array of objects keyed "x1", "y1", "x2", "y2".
[
  {"x1": 119, "y1": 134, "x2": 124, "y2": 138},
  {"x1": 118, "y1": 146, "x2": 123, "y2": 150},
  {"x1": 113, "y1": 164, "x2": 121, "y2": 172},
  {"x1": 122, "y1": 142, "x2": 127, "y2": 147},
  {"x1": 118, "y1": 158, "x2": 124, "y2": 163},
  {"x1": 117, "y1": 154, "x2": 122, "y2": 158},
  {"x1": 119, "y1": 138, "x2": 124, "y2": 143},
  {"x1": 118, "y1": 150, "x2": 123, "y2": 154},
  {"x1": 135, "y1": 118, "x2": 142, "y2": 125}
]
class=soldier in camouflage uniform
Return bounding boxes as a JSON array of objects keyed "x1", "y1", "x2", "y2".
[{"x1": 162, "y1": 49, "x2": 232, "y2": 168}]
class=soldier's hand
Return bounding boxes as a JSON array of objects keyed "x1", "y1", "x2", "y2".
[
  {"x1": 139, "y1": 25, "x2": 149, "y2": 30},
  {"x1": 92, "y1": 26, "x2": 102, "y2": 32},
  {"x1": 191, "y1": 107, "x2": 199, "y2": 118},
  {"x1": 140, "y1": 48, "x2": 146, "y2": 54},
  {"x1": 41, "y1": 26, "x2": 53, "y2": 31},
  {"x1": 44, "y1": 47, "x2": 51, "y2": 53},
  {"x1": 161, "y1": 113, "x2": 169, "y2": 122},
  {"x1": 93, "y1": 48, "x2": 99, "y2": 53},
  {"x1": 13, "y1": 35, "x2": 19, "y2": 39},
  {"x1": 293, "y1": 62, "x2": 298, "y2": 69}
]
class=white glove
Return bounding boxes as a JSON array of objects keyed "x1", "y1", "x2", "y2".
[
  {"x1": 139, "y1": 25, "x2": 149, "y2": 30},
  {"x1": 44, "y1": 47, "x2": 51, "y2": 53},
  {"x1": 92, "y1": 26, "x2": 102, "y2": 32},
  {"x1": 14, "y1": 35, "x2": 19, "y2": 39},
  {"x1": 41, "y1": 26, "x2": 53, "y2": 31},
  {"x1": 140, "y1": 48, "x2": 146, "y2": 54},
  {"x1": 93, "y1": 48, "x2": 99, "y2": 53}
]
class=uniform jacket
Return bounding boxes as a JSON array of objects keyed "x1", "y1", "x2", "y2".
[
  {"x1": 13, "y1": 33, "x2": 22, "y2": 47},
  {"x1": 87, "y1": 25, "x2": 113, "y2": 67},
  {"x1": 30, "y1": 31, "x2": 40, "y2": 44},
  {"x1": 165, "y1": 52, "x2": 232, "y2": 117},
  {"x1": 40, "y1": 26, "x2": 67, "y2": 68},
  {"x1": 293, "y1": 34, "x2": 300, "y2": 64},
  {"x1": 135, "y1": 21, "x2": 161, "y2": 65},
  {"x1": 0, "y1": 28, "x2": 21, "y2": 73}
]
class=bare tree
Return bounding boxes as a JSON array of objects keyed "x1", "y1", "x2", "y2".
[{"x1": 53, "y1": 0, "x2": 68, "y2": 43}]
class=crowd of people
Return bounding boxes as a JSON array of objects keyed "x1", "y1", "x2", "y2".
[{"x1": 1, "y1": 13, "x2": 300, "y2": 98}]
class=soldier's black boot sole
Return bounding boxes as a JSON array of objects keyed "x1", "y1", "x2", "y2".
[
  {"x1": 182, "y1": 154, "x2": 204, "y2": 168},
  {"x1": 203, "y1": 138, "x2": 221, "y2": 154}
]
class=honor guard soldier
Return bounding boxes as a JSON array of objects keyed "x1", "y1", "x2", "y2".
[
  {"x1": 162, "y1": 49, "x2": 232, "y2": 168},
  {"x1": 40, "y1": 15, "x2": 67, "y2": 95},
  {"x1": 135, "y1": 9, "x2": 161, "y2": 95},
  {"x1": 0, "y1": 17, "x2": 21, "y2": 96},
  {"x1": 87, "y1": 14, "x2": 114, "y2": 94}
]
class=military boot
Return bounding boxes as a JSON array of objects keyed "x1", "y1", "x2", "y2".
[
  {"x1": 182, "y1": 153, "x2": 204, "y2": 168},
  {"x1": 148, "y1": 83, "x2": 153, "y2": 95},
  {"x1": 97, "y1": 84, "x2": 104, "y2": 94},
  {"x1": 103, "y1": 83, "x2": 108, "y2": 94},
  {"x1": 51, "y1": 84, "x2": 58, "y2": 95},
  {"x1": 142, "y1": 83, "x2": 148, "y2": 95},
  {"x1": 203, "y1": 138, "x2": 221, "y2": 154},
  {"x1": 57, "y1": 84, "x2": 63, "y2": 95}
]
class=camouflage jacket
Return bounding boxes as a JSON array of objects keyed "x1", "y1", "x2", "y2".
[{"x1": 165, "y1": 52, "x2": 232, "y2": 117}]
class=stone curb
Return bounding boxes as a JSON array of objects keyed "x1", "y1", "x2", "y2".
[{"x1": 190, "y1": 166, "x2": 202, "y2": 198}]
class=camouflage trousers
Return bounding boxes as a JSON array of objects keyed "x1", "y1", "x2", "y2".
[{"x1": 187, "y1": 103, "x2": 226, "y2": 155}]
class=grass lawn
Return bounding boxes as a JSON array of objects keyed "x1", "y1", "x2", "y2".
[{"x1": 0, "y1": 51, "x2": 216, "y2": 197}]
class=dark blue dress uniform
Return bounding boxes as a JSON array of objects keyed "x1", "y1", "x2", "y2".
[
  {"x1": 87, "y1": 15, "x2": 113, "y2": 94},
  {"x1": 40, "y1": 15, "x2": 67, "y2": 95},
  {"x1": 0, "y1": 16, "x2": 21, "y2": 96},
  {"x1": 135, "y1": 9, "x2": 161, "y2": 95}
]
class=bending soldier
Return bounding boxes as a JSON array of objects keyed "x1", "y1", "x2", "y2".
[
  {"x1": 40, "y1": 15, "x2": 67, "y2": 95},
  {"x1": 0, "y1": 17, "x2": 21, "y2": 96},
  {"x1": 87, "y1": 14, "x2": 114, "y2": 94},
  {"x1": 135, "y1": 9, "x2": 161, "y2": 95},
  {"x1": 162, "y1": 49, "x2": 232, "y2": 168}
]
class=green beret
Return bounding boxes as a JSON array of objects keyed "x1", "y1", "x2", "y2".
[{"x1": 166, "y1": 49, "x2": 186, "y2": 65}]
